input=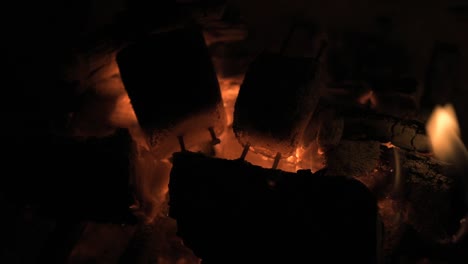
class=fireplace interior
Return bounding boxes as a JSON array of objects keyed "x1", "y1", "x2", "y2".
[{"x1": 2, "y1": 0, "x2": 468, "y2": 263}]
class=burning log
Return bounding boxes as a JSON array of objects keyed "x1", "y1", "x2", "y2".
[
  {"x1": 232, "y1": 37, "x2": 325, "y2": 158},
  {"x1": 116, "y1": 25, "x2": 226, "y2": 158},
  {"x1": 168, "y1": 151, "x2": 379, "y2": 264}
]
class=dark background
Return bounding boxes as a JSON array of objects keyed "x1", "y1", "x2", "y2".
[{"x1": 3, "y1": 0, "x2": 468, "y2": 139}]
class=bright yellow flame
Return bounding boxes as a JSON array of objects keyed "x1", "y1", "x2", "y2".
[{"x1": 426, "y1": 104, "x2": 468, "y2": 164}]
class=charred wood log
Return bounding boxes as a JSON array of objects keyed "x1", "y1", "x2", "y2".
[
  {"x1": 116, "y1": 25, "x2": 226, "y2": 158},
  {"x1": 168, "y1": 151, "x2": 378, "y2": 264},
  {"x1": 232, "y1": 38, "x2": 325, "y2": 158},
  {"x1": 323, "y1": 140, "x2": 451, "y2": 193}
]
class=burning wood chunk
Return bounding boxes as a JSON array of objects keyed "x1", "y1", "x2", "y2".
[
  {"x1": 116, "y1": 26, "x2": 226, "y2": 158},
  {"x1": 233, "y1": 52, "x2": 322, "y2": 158},
  {"x1": 168, "y1": 151, "x2": 378, "y2": 264}
]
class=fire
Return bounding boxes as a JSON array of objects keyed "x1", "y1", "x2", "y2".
[
  {"x1": 426, "y1": 104, "x2": 468, "y2": 244},
  {"x1": 426, "y1": 104, "x2": 468, "y2": 164},
  {"x1": 217, "y1": 76, "x2": 242, "y2": 126}
]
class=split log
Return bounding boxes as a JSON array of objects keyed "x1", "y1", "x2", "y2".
[
  {"x1": 168, "y1": 151, "x2": 378, "y2": 264},
  {"x1": 116, "y1": 25, "x2": 226, "y2": 158}
]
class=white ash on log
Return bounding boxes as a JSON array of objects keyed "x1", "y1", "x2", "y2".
[
  {"x1": 299, "y1": 102, "x2": 430, "y2": 172},
  {"x1": 168, "y1": 151, "x2": 378, "y2": 264},
  {"x1": 341, "y1": 109, "x2": 431, "y2": 153},
  {"x1": 232, "y1": 37, "x2": 325, "y2": 158},
  {"x1": 116, "y1": 25, "x2": 226, "y2": 158}
]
